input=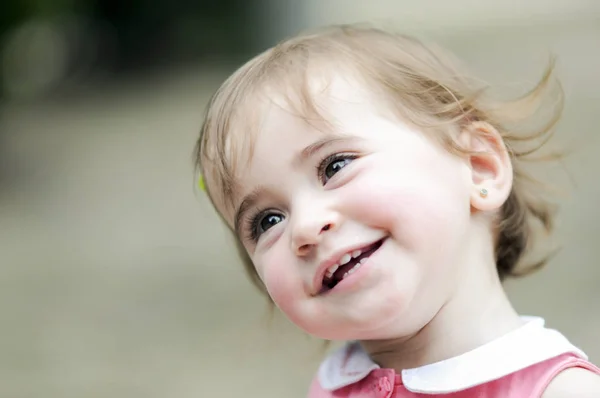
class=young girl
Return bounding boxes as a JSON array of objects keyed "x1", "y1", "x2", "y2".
[{"x1": 194, "y1": 25, "x2": 600, "y2": 397}]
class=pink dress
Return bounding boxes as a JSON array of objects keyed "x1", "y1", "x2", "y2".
[{"x1": 308, "y1": 317, "x2": 600, "y2": 397}]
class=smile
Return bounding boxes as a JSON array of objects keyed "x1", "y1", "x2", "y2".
[{"x1": 318, "y1": 239, "x2": 385, "y2": 294}]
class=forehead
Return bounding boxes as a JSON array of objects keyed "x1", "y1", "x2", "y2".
[
  {"x1": 203, "y1": 66, "x2": 395, "y2": 223},
  {"x1": 245, "y1": 74, "x2": 381, "y2": 162},
  {"x1": 213, "y1": 74, "x2": 379, "y2": 213}
]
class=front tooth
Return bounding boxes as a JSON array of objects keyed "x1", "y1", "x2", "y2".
[
  {"x1": 327, "y1": 264, "x2": 339, "y2": 276},
  {"x1": 359, "y1": 258, "x2": 368, "y2": 264},
  {"x1": 339, "y1": 253, "x2": 352, "y2": 265},
  {"x1": 351, "y1": 250, "x2": 362, "y2": 258}
]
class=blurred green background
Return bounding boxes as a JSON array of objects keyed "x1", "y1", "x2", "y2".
[{"x1": 1, "y1": 1, "x2": 599, "y2": 397}]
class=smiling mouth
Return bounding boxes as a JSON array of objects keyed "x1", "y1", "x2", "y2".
[{"x1": 319, "y1": 239, "x2": 384, "y2": 294}]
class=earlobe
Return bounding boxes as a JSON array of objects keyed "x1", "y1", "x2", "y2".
[{"x1": 460, "y1": 122, "x2": 513, "y2": 212}]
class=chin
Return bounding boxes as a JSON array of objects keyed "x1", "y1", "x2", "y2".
[
  {"x1": 277, "y1": 268, "x2": 421, "y2": 341},
  {"x1": 302, "y1": 304, "x2": 411, "y2": 341},
  {"x1": 349, "y1": 296, "x2": 423, "y2": 340}
]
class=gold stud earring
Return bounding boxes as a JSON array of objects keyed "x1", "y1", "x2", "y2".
[{"x1": 480, "y1": 188, "x2": 488, "y2": 198}]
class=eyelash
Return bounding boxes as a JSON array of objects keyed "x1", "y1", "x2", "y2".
[
  {"x1": 244, "y1": 209, "x2": 273, "y2": 243},
  {"x1": 316, "y1": 152, "x2": 358, "y2": 184},
  {"x1": 244, "y1": 152, "x2": 358, "y2": 243}
]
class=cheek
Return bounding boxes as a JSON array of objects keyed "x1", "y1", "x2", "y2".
[
  {"x1": 347, "y1": 161, "x2": 471, "y2": 249},
  {"x1": 257, "y1": 246, "x2": 302, "y2": 312}
]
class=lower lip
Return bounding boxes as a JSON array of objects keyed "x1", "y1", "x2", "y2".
[{"x1": 322, "y1": 239, "x2": 386, "y2": 296}]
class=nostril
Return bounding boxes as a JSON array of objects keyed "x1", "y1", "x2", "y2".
[
  {"x1": 321, "y1": 224, "x2": 332, "y2": 232},
  {"x1": 298, "y1": 243, "x2": 312, "y2": 253}
]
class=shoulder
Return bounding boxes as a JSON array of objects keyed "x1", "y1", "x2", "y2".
[{"x1": 542, "y1": 368, "x2": 600, "y2": 398}]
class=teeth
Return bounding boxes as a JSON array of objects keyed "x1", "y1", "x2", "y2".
[
  {"x1": 342, "y1": 262, "x2": 362, "y2": 279},
  {"x1": 325, "y1": 249, "x2": 369, "y2": 282},
  {"x1": 326, "y1": 264, "x2": 339, "y2": 277},
  {"x1": 339, "y1": 253, "x2": 352, "y2": 265}
]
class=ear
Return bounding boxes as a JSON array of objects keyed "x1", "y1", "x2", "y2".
[{"x1": 459, "y1": 121, "x2": 513, "y2": 212}]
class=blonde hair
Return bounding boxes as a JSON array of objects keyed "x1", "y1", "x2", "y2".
[{"x1": 195, "y1": 24, "x2": 563, "y2": 298}]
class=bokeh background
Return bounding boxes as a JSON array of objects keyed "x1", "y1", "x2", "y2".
[{"x1": 1, "y1": 1, "x2": 599, "y2": 397}]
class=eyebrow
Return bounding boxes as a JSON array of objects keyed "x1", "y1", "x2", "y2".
[
  {"x1": 233, "y1": 135, "x2": 362, "y2": 238},
  {"x1": 297, "y1": 135, "x2": 359, "y2": 163}
]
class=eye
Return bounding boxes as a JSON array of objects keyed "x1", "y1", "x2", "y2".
[
  {"x1": 318, "y1": 154, "x2": 356, "y2": 183},
  {"x1": 247, "y1": 211, "x2": 285, "y2": 242},
  {"x1": 259, "y1": 213, "x2": 284, "y2": 233}
]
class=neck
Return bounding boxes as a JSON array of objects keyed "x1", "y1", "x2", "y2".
[{"x1": 360, "y1": 221, "x2": 523, "y2": 371}]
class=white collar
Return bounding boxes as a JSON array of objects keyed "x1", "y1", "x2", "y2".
[{"x1": 318, "y1": 316, "x2": 587, "y2": 394}]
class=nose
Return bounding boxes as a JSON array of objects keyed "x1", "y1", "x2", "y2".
[{"x1": 291, "y1": 207, "x2": 339, "y2": 257}]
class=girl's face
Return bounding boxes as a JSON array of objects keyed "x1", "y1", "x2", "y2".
[{"x1": 221, "y1": 78, "x2": 488, "y2": 341}]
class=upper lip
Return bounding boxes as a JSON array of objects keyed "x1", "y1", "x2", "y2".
[{"x1": 311, "y1": 239, "x2": 384, "y2": 295}]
